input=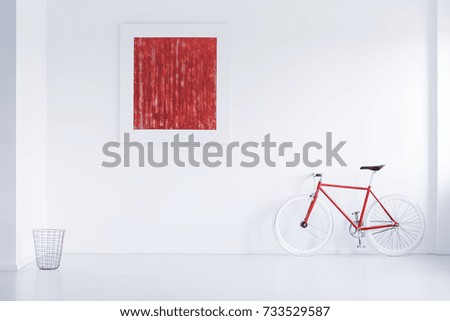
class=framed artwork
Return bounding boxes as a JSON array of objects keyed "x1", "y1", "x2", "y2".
[{"x1": 120, "y1": 24, "x2": 230, "y2": 142}]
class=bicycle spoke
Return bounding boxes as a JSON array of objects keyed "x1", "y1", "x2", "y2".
[
  {"x1": 308, "y1": 224, "x2": 328, "y2": 235},
  {"x1": 400, "y1": 216, "x2": 421, "y2": 224},
  {"x1": 397, "y1": 208, "x2": 416, "y2": 222},
  {"x1": 304, "y1": 228, "x2": 323, "y2": 242},
  {"x1": 381, "y1": 228, "x2": 394, "y2": 248},
  {"x1": 373, "y1": 231, "x2": 390, "y2": 247},
  {"x1": 373, "y1": 205, "x2": 396, "y2": 222},
  {"x1": 397, "y1": 229, "x2": 405, "y2": 249},
  {"x1": 373, "y1": 208, "x2": 388, "y2": 220},
  {"x1": 376, "y1": 228, "x2": 391, "y2": 247},
  {"x1": 390, "y1": 200, "x2": 396, "y2": 219},
  {"x1": 400, "y1": 226, "x2": 420, "y2": 238},
  {"x1": 400, "y1": 223, "x2": 422, "y2": 231},
  {"x1": 398, "y1": 228, "x2": 413, "y2": 246},
  {"x1": 402, "y1": 228, "x2": 416, "y2": 247}
]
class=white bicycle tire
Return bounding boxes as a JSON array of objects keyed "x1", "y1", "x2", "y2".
[{"x1": 274, "y1": 195, "x2": 333, "y2": 255}]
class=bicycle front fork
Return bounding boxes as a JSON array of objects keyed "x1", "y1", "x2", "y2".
[
  {"x1": 301, "y1": 192, "x2": 319, "y2": 228},
  {"x1": 301, "y1": 175, "x2": 322, "y2": 228}
]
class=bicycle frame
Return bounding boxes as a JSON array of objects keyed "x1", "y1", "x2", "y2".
[{"x1": 303, "y1": 180, "x2": 398, "y2": 231}]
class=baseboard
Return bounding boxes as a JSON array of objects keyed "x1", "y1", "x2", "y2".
[
  {"x1": 62, "y1": 247, "x2": 439, "y2": 255},
  {"x1": 0, "y1": 264, "x2": 19, "y2": 271},
  {"x1": 0, "y1": 255, "x2": 35, "y2": 271},
  {"x1": 436, "y1": 249, "x2": 450, "y2": 255},
  {"x1": 17, "y1": 255, "x2": 35, "y2": 270}
]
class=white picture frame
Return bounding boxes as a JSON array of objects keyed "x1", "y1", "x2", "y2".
[{"x1": 119, "y1": 23, "x2": 231, "y2": 143}]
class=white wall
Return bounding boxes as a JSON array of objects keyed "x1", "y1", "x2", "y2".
[
  {"x1": 437, "y1": 0, "x2": 450, "y2": 253},
  {"x1": 16, "y1": 0, "x2": 48, "y2": 268},
  {"x1": 47, "y1": 0, "x2": 436, "y2": 254},
  {"x1": 0, "y1": 0, "x2": 47, "y2": 270},
  {"x1": 0, "y1": 0, "x2": 17, "y2": 269}
]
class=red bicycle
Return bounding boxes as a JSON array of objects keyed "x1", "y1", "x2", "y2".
[{"x1": 274, "y1": 165, "x2": 425, "y2": 256}]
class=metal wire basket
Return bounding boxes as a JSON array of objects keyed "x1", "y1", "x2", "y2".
[{"x1": 33, "y1": 229, "x2": 65, "y2": 270}]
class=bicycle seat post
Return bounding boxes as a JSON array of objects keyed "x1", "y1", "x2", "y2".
[{"x1": 368, "y1": 171, "x2": 376, "y2": 187}]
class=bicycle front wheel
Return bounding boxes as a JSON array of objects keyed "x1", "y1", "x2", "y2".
[
  {"x1": 365, "y1": 195, "x2": 425, "y2": 256},
  {"x1": 274, "y1": 195, "x2": 333, "y2": 255}
]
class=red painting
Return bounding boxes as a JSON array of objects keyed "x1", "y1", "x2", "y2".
[{"x1": 133, "y1": 37, "x2": 217, "y2": 130}]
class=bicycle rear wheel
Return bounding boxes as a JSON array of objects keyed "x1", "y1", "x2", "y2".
[
  {"x1": 274, "y1": 195, "x2": 333, "y2": 255},
  {"x1": 365, "y1": 195, "x2": 425, "y2": 256}
]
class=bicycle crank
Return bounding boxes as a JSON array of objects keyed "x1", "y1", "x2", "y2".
[
  {"x1": 348, "y1": 211, "x2": 365, "y2": 238},
  {"x1": 348, "y1": 211, "x2": 366, "y2": 248}
]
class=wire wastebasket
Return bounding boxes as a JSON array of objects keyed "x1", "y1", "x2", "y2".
[{"x1": 33, "y1": 229, "x2": 65, "y2": 270}]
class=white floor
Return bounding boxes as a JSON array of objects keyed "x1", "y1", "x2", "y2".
[{"x1": 0, "y1": 254, "x2": 449, "y2": 300}]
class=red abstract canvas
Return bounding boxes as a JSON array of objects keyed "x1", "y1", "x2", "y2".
[{"x1": 133, "y1": 37, "x2": 217, "y2": 130}]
